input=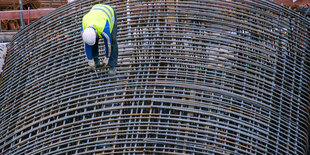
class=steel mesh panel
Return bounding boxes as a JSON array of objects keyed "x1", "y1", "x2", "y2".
[{"x1": 0, "y1": 0, "x2": 310, "y2": 154}]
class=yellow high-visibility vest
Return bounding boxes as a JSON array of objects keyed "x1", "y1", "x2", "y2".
[{"x1": 82, "y1": 4, "x2": 115, "y2": 38}]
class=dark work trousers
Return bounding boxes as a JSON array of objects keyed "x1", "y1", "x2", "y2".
[
  {"x1": 108, "y1": 11, "x2": 118, "y2": 67},
  {"x1": 91, "y1": 38, "x2": 99, "y2": 66},
  {"x1": 86, "y1": 11, "x2": 118, "y2": 67}
]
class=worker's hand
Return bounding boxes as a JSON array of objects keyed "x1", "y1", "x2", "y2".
[{"x1": 101, "y1": 57, "x2": 109, "y2": 67}]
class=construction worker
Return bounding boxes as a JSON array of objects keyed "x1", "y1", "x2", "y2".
[{"x1": 81, "y1": 4, "x2": 118, "y2": 75}]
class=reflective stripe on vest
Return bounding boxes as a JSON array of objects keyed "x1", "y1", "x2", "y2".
[
  {"x1": 91, "y1": 5, "x2": 114, "y2": 28},
  {"x1": 96, "y1": 4, "x2": 115, "y2": 24}
]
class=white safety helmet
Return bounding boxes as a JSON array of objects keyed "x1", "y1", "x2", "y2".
[{"x1": 82, "y1": 27, "x2": 96, "y2": 46}]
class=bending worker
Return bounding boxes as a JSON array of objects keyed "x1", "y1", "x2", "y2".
[{"x1": 81, "y1": 4, "x2": 118, "y2": 75}]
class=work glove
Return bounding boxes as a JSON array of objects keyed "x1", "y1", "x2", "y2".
[
  {"x1": 87, "y1": 59, "x2": 95, "y2": 71},
  {"x1": 101, "y1": 57, "x2": 109, "y2": 67}
]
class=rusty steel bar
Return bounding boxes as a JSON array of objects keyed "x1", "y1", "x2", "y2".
[{"x1": 0, "y1": 0, "x2": 310, "y2": 154}]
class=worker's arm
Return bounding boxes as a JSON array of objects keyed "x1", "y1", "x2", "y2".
[
  {"x1": 81, "y1": 26, "x2": 93, "y2": 60},
  {"x1": 101, "y1": 21, "x2": 112, "y2": 58}
]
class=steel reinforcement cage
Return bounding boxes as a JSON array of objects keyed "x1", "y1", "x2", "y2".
[{"x1": 0, "y1": 0, "x2": 310, "y2": 154}]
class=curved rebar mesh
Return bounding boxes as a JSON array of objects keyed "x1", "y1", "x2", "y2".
[{"x1": 0, "y1": 0, "x2": 310, "y2": 154}]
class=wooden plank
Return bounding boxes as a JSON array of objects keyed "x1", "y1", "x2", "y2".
[{"x1": 0, "y1": 8, "x2": 55, "y2": 20}]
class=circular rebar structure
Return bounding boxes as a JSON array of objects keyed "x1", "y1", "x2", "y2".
[{"x1": 1, "y1": 0, "x2": 310, "y2": 154}]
